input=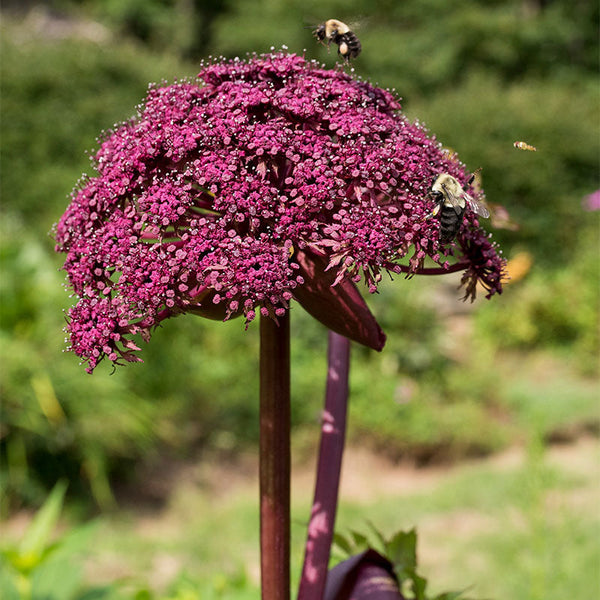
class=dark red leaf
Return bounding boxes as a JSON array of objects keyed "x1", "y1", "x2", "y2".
[{"x1": 293, "y1": 249, "x2": 386, "y2": 351}]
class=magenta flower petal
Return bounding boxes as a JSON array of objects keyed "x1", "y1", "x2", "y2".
[
  {"x1": 294, "y1": 249, "x2": 385, "y2": 350},
  {"x1": 55, "y1": 51, "x2": 505, "y2": 371}
]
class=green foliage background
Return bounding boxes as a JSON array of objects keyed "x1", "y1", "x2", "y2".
[{"x1": 1, "y1": 0, "x2": 599, "y2": 513}]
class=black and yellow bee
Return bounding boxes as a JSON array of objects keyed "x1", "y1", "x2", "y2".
[
  {"x1": 429, "y1": 171, "x2": 490, "y2": 244},
  {"x1": 313, "y1": 19, "x2": 361, "y2": 61}
]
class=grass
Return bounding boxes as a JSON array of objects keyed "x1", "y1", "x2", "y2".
[{"x1": 45, "y1": 435, "x2": 595, "y2": 599}]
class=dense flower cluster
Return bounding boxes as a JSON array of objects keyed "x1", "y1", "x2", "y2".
[{"x1": 56, "y1": 51, "x2": 505, "y2": 372}]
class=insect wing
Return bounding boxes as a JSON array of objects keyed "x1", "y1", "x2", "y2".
[
  {"x1": 441, "y1": 183, "x2": 464, "y2": 215},
  {"x1": 465, "y1": 194, "x2": 490, "y2": 219},
  {"x1": 347, "y1": 16, "x2": 369, "y2": 31}
]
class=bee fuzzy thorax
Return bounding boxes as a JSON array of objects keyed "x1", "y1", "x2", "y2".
[
  {"x1": 313, "y1": 18, "x2": 361, "y2": 61},
  {"x1": 329, "y1": 19, "x2": 350, "y2": 35}
]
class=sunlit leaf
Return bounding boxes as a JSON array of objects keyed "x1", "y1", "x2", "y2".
[
  {"x1": 386, "y1": 528, "x2": 417, "y2": 573},
  {"x1": 19, "y1": 480, "x2": 68, "y2": 559}
]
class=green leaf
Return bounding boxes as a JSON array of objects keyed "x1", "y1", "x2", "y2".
[
  {"x1": 433, "y1": 592, "x2": 468, "y2": 600},
  {"x1": 332, "y1": 532, "x2": 354, "y2": 556},
  {"x1": 19, "y1": 480, "x2": 68, "y2": 559},
  {"x1": 77, "y1": 587, "x2": 119, "y2": 600},
  {"x1": 0, "y1": 569, "x2": 21, "y2": 600},
  {"x1": 349, "y1": 530, "x2": 369, "y2": 550},
  {"x1": 365, "y1": 520, "x2": 387, "y2": 552},
  {"x1": 30, "y1": 555, "x2": 82, "y2": 600},
  {"x1": 410, "y1": 572, "x2": 428, "y2": 600},
  {"x1": 385, "y1": 528, "x2": 417, "y2": 573}
]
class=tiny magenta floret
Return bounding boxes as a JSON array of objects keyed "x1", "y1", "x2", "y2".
[{"x1": 55, "y1": 52, "x2": 505, "y2": 372}]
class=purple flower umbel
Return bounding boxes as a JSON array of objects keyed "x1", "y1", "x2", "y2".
[{"x1": 55, "y1": 52, "x2": 505, "y2": 372}]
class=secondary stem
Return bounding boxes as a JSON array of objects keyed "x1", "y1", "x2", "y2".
[
  {"x1": 298, "y1": 331, "x2": 351, "y2": 600},
  {"x1": 259, "y1": 313, "x2": 291, "y2": 600}
]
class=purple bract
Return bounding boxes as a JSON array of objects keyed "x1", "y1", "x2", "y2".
[{"x1": 55, "y1": 51, "x2": 505, "y2": 372}]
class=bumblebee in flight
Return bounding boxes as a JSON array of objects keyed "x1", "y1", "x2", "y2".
[
  {"x1": 428, "y1": 171, "x2": 490, "y2": 244},
  {"x1": 513, "y1": 141, "x2": 537, "y2": 152},
  {"x1": 313, "y1": 19, "x2": 361, "y2": 61}
]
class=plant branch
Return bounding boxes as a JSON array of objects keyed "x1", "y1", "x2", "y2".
[{"x1": 384, "y1": 260, "x2": 470, "y2": 276}]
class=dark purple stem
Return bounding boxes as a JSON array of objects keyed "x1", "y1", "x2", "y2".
[
  {"x1": 298, "y1": 331, "x2": 351, "y2": 600},
  {"x1": 384, "y1": 260, "x2": 470, "y2": 276},
  {"x1": 260, "y1": 313, "x2": 291, "y2": 600}
]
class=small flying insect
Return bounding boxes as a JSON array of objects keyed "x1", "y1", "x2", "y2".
[
  {"x1": 428, "y1": 170, "x2": 490, "y2": 244},
  {"x1": 513, "y1": 141, "x2": 537, "y2": 152},
  {"x1": 313, "y1": 19, "x2": 361, "y2": 62}
]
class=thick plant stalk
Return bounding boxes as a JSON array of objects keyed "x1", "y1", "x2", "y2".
[
  {"x1": 260, "y1": 313, "x2": 291, "y2": 600},
  {"x1": 298, "y1": 331, "x2": 351, "y2": 600}
]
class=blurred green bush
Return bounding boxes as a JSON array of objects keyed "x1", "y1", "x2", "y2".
[{"x1": 1, "y1": 0, "x2": 598, "y2": 509}]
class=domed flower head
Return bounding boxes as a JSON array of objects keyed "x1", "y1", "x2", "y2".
[{"x1": 55, "y1": 52, "x2": 505, "y2": 372}]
